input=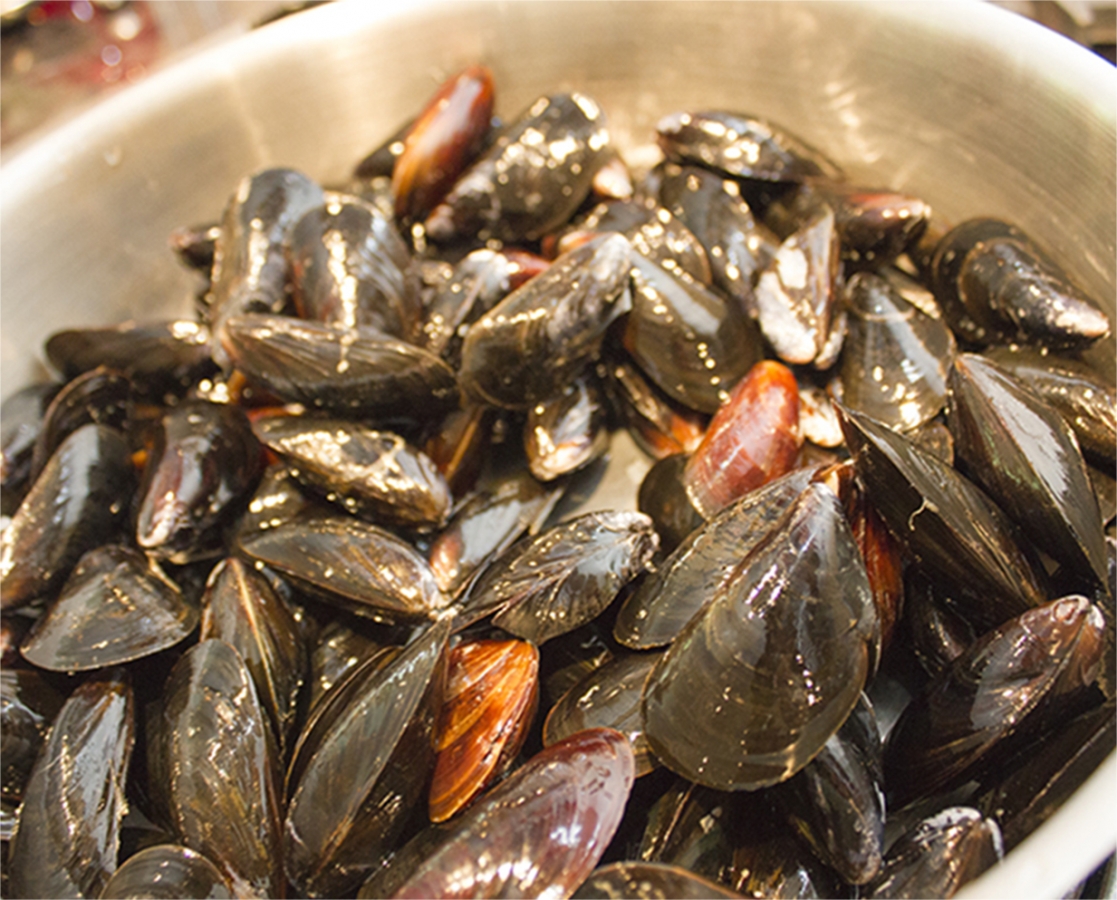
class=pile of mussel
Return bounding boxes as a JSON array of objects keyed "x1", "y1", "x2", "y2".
[{"x1": 2, "y1": 65, "x2": 1115, "y2": 899}]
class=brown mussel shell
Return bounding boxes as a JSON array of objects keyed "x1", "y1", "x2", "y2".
[
  {"x1": 1, "y1": 423, "x2": 134, "y2": 611},
  {"x1": 284, "y1": 617, "x2": 449, "y2": 897},
  {"x1": 220, "y1": 312, "x2": 460, "y2": 422},
  {"x1": 840, "y1": 407, "x2": 1045, "y2": 630},
  {"x1": 20, "y1": 544, "x2": 197, "y2": 672},
  {"x1": 459, "y1": 510, "x2": 658, "y2": 643},
  {"x1": 616, "y1": 465, "x2": 818, "y2": 650},
  {"x1": 8, "y1": 669, "x2": 134, "y2": 900},
  {"x1": 252, "y1": 414, "x2": 452, "y2": 528},
  {"x1": 459, "y1": 233, "x2": 631, "y2": 411},
  {"x1": 573, "y1": 861, "x2": 743, "y2": 899},
  {"x1": 199, "y1": 556, "x2": 306, "y2": 758},
  {"x1": 543, "y1": 650, "x2": 661, "y2": 777},
  {"x1": 883, "y1": 595, "x2": 1105, "y2": 808},
  {"x1": 99, "y1": 844, "x2": 234, "y2": 900},
  {"x1": 430, "y1": 638, "x2": 539, "y2": 822},
  {"x1": 642, "y1": 482, "x2": 878, "y2": 790},
  {"x1": 150, "y1": 639, "x2": 283, "y2": 899},
  {"x1": 947, "y1": 353, "x2": 1107, "y2": 590},
  {"x1": 239, "y1": 513, "x2": 449, "y2": 625},
  {"x1": 386, "y1": 727, "x2": 635, "y2": 900}
]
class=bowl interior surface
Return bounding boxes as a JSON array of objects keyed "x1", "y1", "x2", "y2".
[{"x1": 1, "y1": 2, "x2": 1114, "y2": 896}]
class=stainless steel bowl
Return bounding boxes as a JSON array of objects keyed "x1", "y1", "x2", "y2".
[{"x1": 2, "y1": 2, "x2": 1114, "y2": 896}]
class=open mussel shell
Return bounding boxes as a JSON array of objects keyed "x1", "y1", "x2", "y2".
[
  {"x1": 642, "y1": 482, "x2": 878, "y2": 790},
  {"x1": 252, "y1": 414, "x2": 452, "y2": 528},
  {"x1": 240, "y1": 513, "x2": 449, "y2": 625},
  {"x1": 220, "y1": 312, "x2": 459, "y2": 422},
  {"x1": 430, "y1": 638, "x2": 538, "y2": 823},
  {"x1": 1, "y1": 423, "x2": 134, "y2": 611},
  {"x1": 947, "y1": 352, "x2": 1107, "y2": 590},
  {"x1": 836, "y1": 270, "x2": 955, "y2": 432},
  {"x1": 199, "y1": 556, "x2": 306, "y2": 758},
  {"x1": 425, "y1": 92, "x2": 612, "y2": 244},
  {"x1": 149, "y1": 638, "x2": 283, "y2": 899},
  {"x1": 284, "y1": 617, "x2": 449, "y2": 897},
  {"x1": 573, "y1": 861, "x2": 743, "y2": 899},
  {"x1": 839, "y1": 406, "x2": 1044, "y2": 630},
  {"x1": 7, "y1": 669, "x2": 134, "y2": 900},
  {"x1": 655, "y1": 110, "x2": 843, "y2": 183},
  {"x1": 883, "y1": 595, "x2": 1105, "y2": 808},
  {"x1": 865, "y1": 807, "x2": 1003, "y2": 899},
  {"x1": 543, "y1": 650, "x2": 661, "y2": 777},
  {"x1": 616, "y1": 465, "x2": 818, "y2": 650},
  {"x1": 459, "y1": 233, "x2": 631, "y2": 411},
  {"x1": 459, "y1": 509, "x2": 658, "y2": 643},
  {"x1": 0, "y1": 667, "x2": 65, "y2": 804},
  {"x1": 371, "y1": 727, "x2": 635, "y2": 900},
  {"x1": 19, "y1": 544, "x2": 197, "y2": 672},
  {"x1": 625, "y1": 253, "x2": 762, "y2": 415},
  {"x1": 135, "y1": 399, "x2": 263, "y2": 564},
  {"x1": 100, "y1": 844, "x2": 233, "y2": 900}
]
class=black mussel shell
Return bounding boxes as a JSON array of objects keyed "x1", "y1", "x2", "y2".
[
  {"x1": 100, "y1": 844, "x2": 234, "y2": 900},
  {"x1": 426, "y1": 92, "x2": 612, "y2": 243},
  {"x1": 642, "y1": 482, "x2": 878, "y2": 790},
  {"x1": 616, "y1": 465, "x2": 819, "y2": 650},
  {"x1": 208, "y1": 167, "x2": 326, "y2": 366},
  {"x1": 948, "y1": 353, "x2": 1107, "y2": 590},
  {"x1": 573, "y1": 861, "x2": 742, "y2": 899},
  {"x1": 199, "y1": 556, "x2": 306, "y2": 758},
  {"x1": 252, "y1": 414, "x2": 452, "y2": 528},
  {"x1": 836, "y1": 270, "x2": 955, "y2": 432},
  {"x1": 656, "y1": 110, "x2": 843, "y2": 183},
  {"x1": 284, "y1": 617, "x2": 449, "y2": 898},
  {"x1": 883, "y1": 595, "x2": 1105, "y2": 808},
  {"x1": 600, "y1": 356, "x2": 708, "y2": 461},
  {"x1": 840, "y1": 407, "x2": 1044, "y2": 630},
  {"x1": 0, "y1": 668, "x2": 66, "y2": 804},
  {"x1": 1, "y1": 423, "x2": 134, "y2": 611},
  {"x1": 544, "y1": 650, "x2": 662, "y2": 777},
  {"x1": 169, "y1": 222, "x2": 221, "y2": 274},
  {"x1": 0, "y1": 382, "x2": 60, "y2": 515},
  {"x1": 904, "y1": 568, "x2": 978, "y2": 679},
  {"x1": 150, "y1": 639, "x2": 283, "y2": 898},
  {"x1": 458, "y1": 510, "x2": 658, "y2": 642},
  {"x1": 135, "y1": 400, "x2": 263, "y2": 564},
  {"x1": 234, "y1": 462, "x2": 317, "y2": 542},
  {"x1": 240, "y1": 513, "x2": 449, "y2": 625},
  {"x1": 288, "y1": 197, "x2": 420, "y2": 340},
  {"x1": 625, "y1": 253, "x2": 763, "y2": 414},
  {"x1": 636, "y1": 453, "x2": 706, "y2": 556},
  {"x1": 459, "y1": 233, "x2": 631, "y2": 410},
  {"x1": 20, "y1": 544, "x2": 197, "y2": 672},
  {"x1": 538, "y1": 620, "x2": 617, "y2": 707},
  {"x1": 637, "y1": 778, "x2": 740, "y2": 885},
  {"x1": 773, "y1": 693, "x2": 885, "y2": 885},
  {"x1": 44, "y1": 320, "x2": 216, "y2": 399},
  {"x1": 220, "y1": 313, "x2": 460, "y2": 422},
  {"x1": 8, "y1": 669, "x2": 134, "y2": 900},
  {"x1": 305, "y1": 614, "x2": 390, "y2": 714},
  {"x1": 865, "y1": 807, "x2": 1003, "y2": 899},
  {"x1": 820, "y1": 182, "x2": 930, "y2": 268},
  {"x1": 524, "y1": 375, "x2": 610, "y2": 482}
]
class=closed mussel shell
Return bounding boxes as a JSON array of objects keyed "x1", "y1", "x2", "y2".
[
  {"x1": 904, "y1": 569, "x2": 978, "y2": 679},
  {"x1": 20, "y1": 544, "x2": 197, "y2": 672},
  {"x1": 253, "y1": 414, "x2": 452, "y2": 528},
  {"x1": 304, "y1": 614, "x2": 390, "y2": 713},
  {"x1": 99, "y1": 844, "x2": 234, "y2": 900},
  {"x1": 199, "y1": 556, "x2": 306, "y2": 758},
  {"x1": 0, "y1": 668, "x2": 65, "y2": 803},
  {"x1": 947, "y1": 353, "x2": 1107, "y2": 590},
  {"x1": 625, "y1": 253, "x2": 762, "y2": 415},
  {"x1": 220, "y1": 313, "x2": 459, "y2": 422},
  {"x1": 284, "y1": 617, "x2": 449, "y2": 897},
  {"x1": 150, "y1": 639, "x2": 283, "y2": 899},
  {"x1": 573, "y1": 861, "x2": 743, "y2": 899},
  {"x1": 240, "y1": 513, "x2": 448, "y2": 625},
  {"x1": 461, "y1": 510, "x2": 658, "y2": 643},
  {"x1": 840, "y1": 407, "x2": 1044, "y2": 630},
  {"x1": 635, "y1": 453, "x2": 705, "y2": 556},
  {"x1": 616, "y1": 465, "x2": 818, "y2": 650},
  {"x1": 642, "y1": 482, "x2": 878, "y2": 790},
  {"x1": 459, "y1": 233, "x2": 632, "y2": 410},
  {"x1": 1, "y1": 423, "x2": 134, "y2": 611},
  {"x1": 8, "y1": 669, "x2": 134, "y2": 900},
  {"x1": 601, "y1": 356, "x2": 708, "y2": 462},
  {"x1": 836, "y1": 270, "x2": 955, "y2": 432},
  {"x1": 524, "y1": 375, "x2": 610, "y2": 482},
  {"x1": 637, "y1": 778, "x2": 741, "y2": 884},
  {"x1": 883, "y1": 595, "x2": 1105, "y2": 808},
  {"x1": 544, "y1": 650, "x2": 661, "y2": 777},
  {"x1": 0, "y1": 382, "x2": 60, "y2": 514}
]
